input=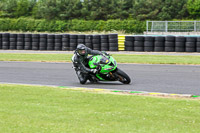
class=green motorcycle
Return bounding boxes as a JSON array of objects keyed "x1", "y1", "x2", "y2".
[{"x1": 85, "y1": 54, "x2": 131, "y2": 84}]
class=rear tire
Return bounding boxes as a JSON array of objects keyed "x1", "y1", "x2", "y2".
[{"x1": 115, "y1": 68, "x2": 131, "y2": 84}]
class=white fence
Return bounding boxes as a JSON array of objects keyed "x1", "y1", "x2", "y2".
[{"x1": 146, "y1": 21, "x2": 200, "y2": 32}]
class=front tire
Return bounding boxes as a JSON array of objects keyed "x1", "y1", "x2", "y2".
[{"x1": 115, "y1": 68, "x2": 131, "y2": 84}]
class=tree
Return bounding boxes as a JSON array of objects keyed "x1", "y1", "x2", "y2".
[
  {"x1": 119, "y1": 0, "x2": 134, "y2": 19},
  {"x1": 0, "y1": 0, "x2": 190, "y2": 20},
  {"x1": 157, "y1": 0, "x2": 188, "y2": 20},
  {"x1": 131, "y1": 0, "x2": 188, "y2": 20},
  {"x1": 0, "y1": 0, "x2": 36, "y2": 18},
  {"x1": 33, "y1": 0, "x2": 82, "y2": 20},
  {"x1": 107, "y1": 0, "x2": 125, "y2": 19},
  {"x1": 33, "y1": 0, "x2": 60, "y2": 19},
  {"x1": 59, "y1": 0, "x2": 82, "y2": 20},
  {"x1": 81, "y1": 0, "x2": 91, "y2": 20},
  {"x1": 131, "y1": 0, "x2": 162, "y2": 20},
  {"x1": 187, "y1": 0, "x2": 200, "y2": 18},
  {"x1": 0, "y1": 0, "x2": 18, "y2": 18},
  {"x1": 80, "y1": 0, "x2": 132, "y2": 20},
  {"x1": 28, "y1": 0, "x2": 37, "y2": 16},
  {"x1": 15, "y1": 0, "x2": 30, "y2": 17}
]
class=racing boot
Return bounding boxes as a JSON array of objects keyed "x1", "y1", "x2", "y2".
[{"x1": 77, "y1": 71, "x2": 87, "y2": 84}]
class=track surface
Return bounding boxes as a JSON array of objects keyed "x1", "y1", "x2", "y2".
[{"x1": 0, "y1": 61, "x2": 200, "y2": 95}]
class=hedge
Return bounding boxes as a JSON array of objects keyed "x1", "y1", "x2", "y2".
[{"x1": 0, "y1": 18, "x2": 145, "y2": 33}]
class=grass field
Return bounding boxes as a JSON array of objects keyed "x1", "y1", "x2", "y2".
[
  {"x1": 0, "y1": 84, "x2": 199, "y2": 133},
  {"x1": 0, "y1": 53, "x2": 200, "y2": 65},
  {"x1": 1, "y1": 53, "x2": 200, "y2": 132}
]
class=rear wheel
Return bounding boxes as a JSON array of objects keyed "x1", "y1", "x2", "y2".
[{"x1": 115, "y1": 68, "x2": 131, "y2": 84}]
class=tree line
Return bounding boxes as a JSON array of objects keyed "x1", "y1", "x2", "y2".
[{"x1": 0, "y1": 0, "x2": 199, "y2": 21}]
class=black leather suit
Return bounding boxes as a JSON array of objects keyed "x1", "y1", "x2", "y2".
[{"x1": 72, "y1": 46, "x2": 103, "y2": 84}]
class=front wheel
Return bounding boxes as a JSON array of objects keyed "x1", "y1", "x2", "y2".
[{"x1": 115, "y1": 68, "x2": 131, "y2": 84}]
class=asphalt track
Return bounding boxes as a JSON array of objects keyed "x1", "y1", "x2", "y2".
[{"x1": 0, "y1": 61, "x2": 200, "y2": 95}]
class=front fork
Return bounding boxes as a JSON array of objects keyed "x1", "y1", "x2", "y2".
[
  {"x1": 110, "y1": 69, "x2": 123, "y2": 81},
  {"x1": 109, "y1": 72, "x2": 115, "y2": 79}
]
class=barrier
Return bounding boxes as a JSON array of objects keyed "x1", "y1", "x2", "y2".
[
  {"x1": 1, "y1": 33, "x2": 200, "y2": 52},
  {"x1": 118, "y1": 35, "x2": 125, "y2": 51},
  {"x1": 125, "y1": 36, "x2": 200, "y2": 52},
  {"x1": 0, "y1": 33, "x2": 118, "y2": 51}
]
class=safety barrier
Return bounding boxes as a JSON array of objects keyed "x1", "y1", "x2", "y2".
[
  {"x1": 125, "y1": 36, "x2": 200, "y2": 52},
  {"x1": 1, "y1": 33, "x2": 200, "y2": 52},
  {"x1": 0, "y1": 33, "x2": 118, "y2": 51},
  {"x1": 118, "y1": 35, "x2": 125, "y2": 51}
]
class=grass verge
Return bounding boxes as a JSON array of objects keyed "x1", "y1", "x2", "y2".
[
  {"x1": 0, "y1": 84, "x2": 199, "y2": 133},
  {"x1": 0, "y1": 53, "x2": 200, "y2": 65}
]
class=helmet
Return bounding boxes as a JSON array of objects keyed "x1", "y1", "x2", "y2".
[{"x1": 76, "y1": 44, "x2": 86, "y2": 56}]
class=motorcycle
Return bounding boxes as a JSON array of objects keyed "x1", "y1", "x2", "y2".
[{"x1": 72, "y1": 54, "x2": 131, "y2": 84}]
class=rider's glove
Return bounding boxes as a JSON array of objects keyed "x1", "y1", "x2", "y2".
[{"x1": 91, "y1": 69, "x2": 98, "y2": 74}]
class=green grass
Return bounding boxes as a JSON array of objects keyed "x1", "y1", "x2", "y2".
[
  {"x1": 112, "y1": 54, "x2": 200, "y2": 64},
  {"x1": 0, "y1": 84, "x2": 200, "y2": 133},
  {"x1": 0, "y1": 53, "x2": 70, "y2": 62},
  {"x1": 0, "y1": 53, "x2": 200, "y2": 65}
]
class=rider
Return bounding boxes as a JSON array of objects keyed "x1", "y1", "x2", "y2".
[{"x1": 72, "y1": 44, "x2": 108, "y2": 84}]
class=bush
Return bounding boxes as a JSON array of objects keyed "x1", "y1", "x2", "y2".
[{"x1": 0, "y1": 18, "x2": 145, "y2": 33}]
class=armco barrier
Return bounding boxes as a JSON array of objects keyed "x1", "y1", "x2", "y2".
[
  {"x1": 125, "y1": 36, "x2": 200, "y2": 52},
  {"x1": 0, "y1": 33, "x2": 119, "y2": 51}
]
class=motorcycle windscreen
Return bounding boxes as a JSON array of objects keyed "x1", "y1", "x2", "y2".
[{"x1": 88, "y1": 56, "x2": 109, "y2": 68}]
